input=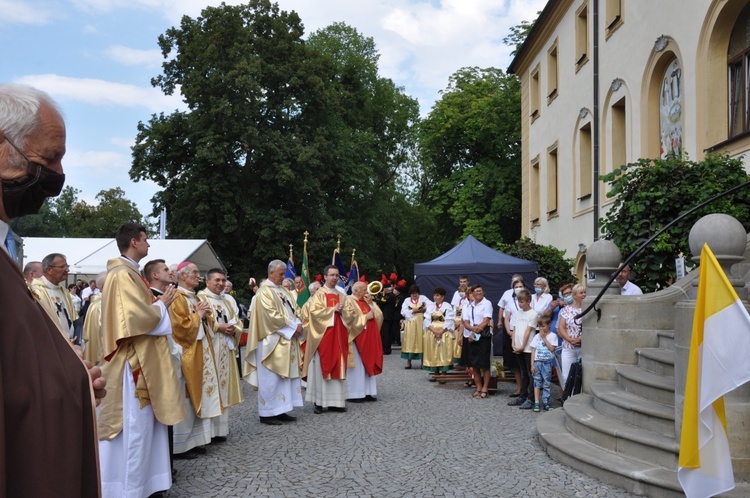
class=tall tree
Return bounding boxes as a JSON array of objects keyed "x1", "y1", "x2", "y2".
[
  {"x1": 131, "y1": 2, "x2": 420, "y2": 280},
  {"x1": 417, "y1": 66, "x2": 522, "y2": 249}
]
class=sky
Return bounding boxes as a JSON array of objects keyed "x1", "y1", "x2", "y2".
[{"x1": 1, "y1": 0, "x2": 546, "y2": 221}]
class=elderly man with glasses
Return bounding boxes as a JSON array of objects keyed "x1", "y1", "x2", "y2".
[
  {"x1": 0, "y1": 84, "x2": 102, "y2": 496},
  {"x1": 31, "y1": 252, "x2": 79, "y2": 341}
]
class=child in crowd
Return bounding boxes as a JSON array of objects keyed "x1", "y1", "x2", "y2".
[
  {"x1": 509, "y1": 289, "x2": 538, "y2": 409},
  {"x1": 530, "y1": 315, "x2": 559, "y2": 412}
]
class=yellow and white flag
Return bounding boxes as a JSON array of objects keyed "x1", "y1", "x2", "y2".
[{"x1": 678, "y1": 244, "x2": 750, "y2": 498}]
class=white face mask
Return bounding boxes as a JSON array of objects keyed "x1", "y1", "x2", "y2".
[{"x1": 514, "y1": 287, "x2": 523, "y2": 296}]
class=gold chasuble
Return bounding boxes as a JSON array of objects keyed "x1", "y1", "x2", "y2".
[
  {"x1": 82, "y1": 294, "x2": 102, "y2": 365},
  {"x1": 170, "y1": 289, "x2": 222, "y2": 417},
  {"x1": 244, "y1": 280, "x2": 303, "y2": 387},
  {"x1": 98, "y1": 258, "x2": 185, "y2": 441},
  {"x1": 197, "y1": 289, "x2": 243, "y2": 408},
  {"x1": 31, "y1": 276, "x2": 79, "y2": 338},
  {"x1": 301, "y1": 287, "x2": 358, "y2": 380}
]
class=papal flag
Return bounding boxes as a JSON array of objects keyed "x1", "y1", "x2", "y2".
[{"x1": 678, "y1": 243, "x2": 750, "y2": 498}]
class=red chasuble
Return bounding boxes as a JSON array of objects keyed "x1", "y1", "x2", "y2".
[
  {"x1": 354, "y1": 300, "x2": 384, "y2": 377},
  {"x1": 318, "y1": 293, "x2": 349, "y2": 379}
]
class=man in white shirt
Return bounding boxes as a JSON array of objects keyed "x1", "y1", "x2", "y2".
[
  {"x1": 450, "y1": 275, "x2": 469, "y2": 307},
  {"x1": 615, "y1": 264, "x2": 643, "y2": 295}
]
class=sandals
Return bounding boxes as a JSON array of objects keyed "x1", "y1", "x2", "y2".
[
  {"x1": 464, "y1": 381, "x2": 476, "y2": 388},
  {"x1": 471, "y1": 391, "x2": 481, "y2": 398},
  {"x1": 479, "y1": 391, "x2": 488, "y2": 399}
]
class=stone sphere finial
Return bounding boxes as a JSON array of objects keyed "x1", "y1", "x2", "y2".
[
  {"x1": 688, "y1": 213, "x2": 746, "y2": 264},
  {"x1": 586, "y1": 239, "x2": 622, "y2": 294},
  {"x1": 689, "y1": 213, "x2": 747, "y2": 298}
]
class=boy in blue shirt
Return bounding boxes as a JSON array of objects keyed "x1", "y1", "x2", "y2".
[{"x1": 530, "y1": 315, "x2": 558, "y2": 412}]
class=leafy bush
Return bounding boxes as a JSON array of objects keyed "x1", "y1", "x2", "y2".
[
  {"x1": 599, "y1": 153, "x2": 750, "y2": 292},
  {"x1": 497, "y1": 237, "x2": 577, "y2": 293}
]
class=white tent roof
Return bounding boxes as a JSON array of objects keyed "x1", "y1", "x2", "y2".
[{"x1": 21, "y1": 237, "x2": 225, "y2": 277}]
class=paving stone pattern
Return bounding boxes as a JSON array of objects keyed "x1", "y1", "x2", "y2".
[{"x1": 168, "y1": 353, "x2": 636, "y2": 497}]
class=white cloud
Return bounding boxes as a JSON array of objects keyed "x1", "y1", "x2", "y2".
[
  {"x1": 14, "y1": 74, "x2": 185, "y2": 113},
  {"x1": 65, "y1": 149, "x2": 130, "y2": 170},
  {"x1": 103, "y1": 45, "x2": 163, "y2": 67},
  {"x1": 0, "y1": 0, "x2": 56, "y2": 25},
  {"x1": 109, "y1": 137, "x2": 135, "y2": 149}
]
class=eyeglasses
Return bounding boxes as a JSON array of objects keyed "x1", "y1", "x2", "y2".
[{"x1": 49, "y1": 264, "x2": 70, "y2": 269}]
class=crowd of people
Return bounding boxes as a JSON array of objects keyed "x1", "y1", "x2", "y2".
[{"x1": 0, "y1": 83, "x2": 646, "y2": 497}]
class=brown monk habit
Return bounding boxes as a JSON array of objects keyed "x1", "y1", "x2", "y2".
[{"x1": 0, "y1": 248, "x2": 100, "y2": 497}]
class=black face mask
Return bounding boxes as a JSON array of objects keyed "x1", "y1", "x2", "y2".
[{"x1": 1, "y1": 161, "x2": 65, "y2": 219}]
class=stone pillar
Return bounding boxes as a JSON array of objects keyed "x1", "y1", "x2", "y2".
[
  {"x1": 584, "y1": 239, "x2": 621, "y2": 295},
  {"x1": 674, "y1": 213, "x2": 750, "y2": 479}
]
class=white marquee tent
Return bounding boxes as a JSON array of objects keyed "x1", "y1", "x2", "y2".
[{"x1": 22, "y1": 237, "x2": 225, "y2": 278}]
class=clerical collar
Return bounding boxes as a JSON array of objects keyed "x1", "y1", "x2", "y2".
[
  {"x1": 203, "y1": 288, "x2": 221, "y2": 297},
  {"x1": 119, "y1": 254, "x2": 140, "y2": 270},
  {"x1": 41, "y1": 275, "x2": 64, "y2": 289},
  {"x1": 178, "y1": 286, "x2": 195, "y2": 295},
  {"x1": 150, "y1": 287, "x2": 164, "y2": 296}
]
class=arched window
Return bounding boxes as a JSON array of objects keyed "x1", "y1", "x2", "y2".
[
  {"x1": 659, "y1": 58, "x2": 683, "y2": 158},
  {"x1": 728, "y1": 3, "x2": 750, "y2": 137}
]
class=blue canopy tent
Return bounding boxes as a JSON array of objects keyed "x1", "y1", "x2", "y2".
[{"x1": 414, "y1": 235, "x2": 537, "y2": 321}]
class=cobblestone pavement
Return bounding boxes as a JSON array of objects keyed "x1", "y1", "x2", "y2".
[{"x1": 167, "y1": 352, "x2": 635, "y2": 497}]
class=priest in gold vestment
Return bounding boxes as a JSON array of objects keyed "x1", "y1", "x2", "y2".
[
  {"x1": 170, "y1": 261, "x2": 222, "y2": 453},
  {"x1": 31, "y1": 253, "x2": 78, "y2": 340},
  {"x1": 198, "y1": 268, "x2": 244, "y2": 438},
  {"x1": 81, "y1": 271, "x2": 107, "y2": 365},
  {"x1": 302, "y1": 265, "x2": 359, "y2": 413},
  {"x1": 244, "y1": 260, "x2": 303, "y2": 425},
  {"x1": 98, "y1": 223, "x2": 186, "y2": 497}
]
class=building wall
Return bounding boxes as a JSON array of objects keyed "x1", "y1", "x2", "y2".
[{"x1": 512, "y1": 0, "x2": 750, "y2": 259}]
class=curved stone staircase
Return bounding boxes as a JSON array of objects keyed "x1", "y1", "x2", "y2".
[{"x1": 537, "y1": 330, "x2": 683, "y2": 497}]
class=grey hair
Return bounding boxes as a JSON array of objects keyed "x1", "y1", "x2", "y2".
[
  {"x1": 177, "y1": 263, "x2": 196, "y2": 277},
  {"x1": 95, "y1": 271, "x2": 107, "y2": 290},
  {"x1": 282, "y1": 278, "x2": 295, "y2": 289},
  {"x1": 352, "y1": 281, "x2": 367, "y2": 293},
  {"x1": 0, "y1": 85, "x2": 61, "y2": 168},
  {"x1": 534, "y1": 277, "x2": 549, "y2": 291},
  {"x1": 42, "y1": 253, "x2": 66, "y2": 270},
  {"x1": 308, "y1": 281, "x2": 321, "y2": 294},
  {"x1": 267, "y1": 259, "x2": 285, "y2": 273}
]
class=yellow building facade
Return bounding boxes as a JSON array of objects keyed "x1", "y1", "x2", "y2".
[{"x1": 509, "y1": 0, "x2": 750, "y2": 268}]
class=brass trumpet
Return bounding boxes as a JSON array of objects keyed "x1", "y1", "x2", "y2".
[{"x1": 367, "y1": 281, "x2": 383, "y2": 299}]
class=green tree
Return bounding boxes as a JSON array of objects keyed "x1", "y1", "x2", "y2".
[
  {"x1": 11, "y1": 186, "x2": 144, "y2": 238},
  {"x1": 131, "y1": 2, "x2": 420, "y2": 281},
  {"x1": 600, "y1": 154, "x2": 750, "y2": 292},
  {"x1": 497, "y1": 236, "x2": 577, "y2": 293},
  {"x1": 417, "y1": 66, "x2": 522, "y2": 249}
]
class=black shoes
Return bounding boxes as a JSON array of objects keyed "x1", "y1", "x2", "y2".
[
  {"x1": 314, "y1": 404, "x2": 323, "y2": 414},
  {"x1": 276, "y1": 413, "x2": 297, "y2": 422},
  {"x1": 174, "y1": 451, "x2": 198, "y2": 460},
  {"x1": 212, "y1": 436, "x2": 227, "y2": 443},
  {"x1": 328, "y1": 406, "x2": 347, "y2": 413},
  {"x1": 259, "y1": 416, "x2": 283, "y2": 425},
  {"x1": 364, "y1": 395, "x2": 377, "y2": 402},
  {"x1": 347, "y1": 398, "x2": 365, "y2": 403}
]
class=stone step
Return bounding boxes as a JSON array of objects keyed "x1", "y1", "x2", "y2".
[
  {"x1": 657, "y1": 330, "x2": 674, "y2": 350},
  {"x1": 537, "y1": 409, "x2": 683, "y2": 497},
  {"x1": 616, "y1": 364, "x2": 674, "y2": 406},
  {"x1": 590, "y1": 381, "x2": 675, "y2": 436},
  {"x1": 563, "y1": 394, "x2": 678, "y2": 469},
  {"x1": 636, "y1": 347, "x2": 674, "y2": 378}
]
